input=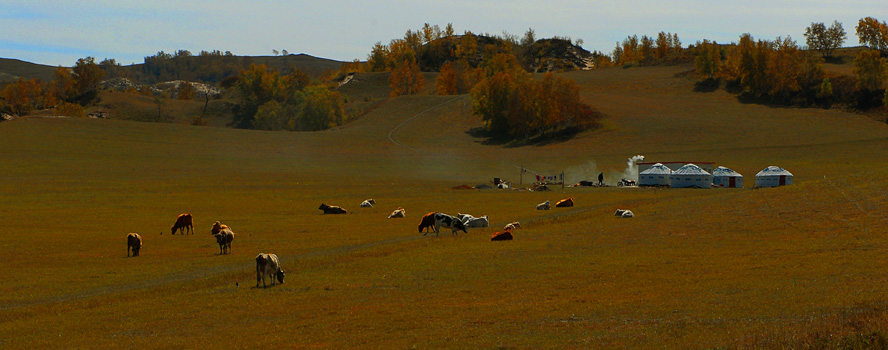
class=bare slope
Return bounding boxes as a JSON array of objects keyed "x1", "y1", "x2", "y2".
[{"x1": 2, "y1": 64, "x2": 888, "y2": 348}]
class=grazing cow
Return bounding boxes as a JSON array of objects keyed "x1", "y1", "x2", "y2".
[
  {"x1": 319, "y1": 203, "x2": 347, "y2": 214},
  {"x1": 211, "y1": 221, "x2": 230, "y2": 235},
  {"x1": 170, "y1": 213, "x2": 193, "y2": 235},
  {"x1": 214, "y1": 228, "x2": 235, "y2": 254},
  {"x1": 490, "y1": 231, "x2": 514, "y2": 241},
  {"x1": 504, "y1": 222, "x2": 521, "y2": 231},
  {"x1": 418, "y1": 212, "x2": 437, "y2": 233},
  {"x1": 360, "y1": 199, "x2": 376, "y2": 208},
  {"x1": 388, "y1": 207, "x2": 406, "y2": 218},
  {"x1": 555, "y1": 197, "x2": 575, "y2": 207},
  {"x1": 433, "y1": 213, "x2": 468, "y2": 236},
  {"x1": 464, "y1": 215, "x2": 489, "y2": 228},
  {"x1": 255, "y1": 253, "x2": 285, "y2": 288},
  {"x1": 621, "y1": 210, "x2": 635, "y2": 218},
  {"x1": 536, "y1": 200, "x2": 551, "y2": 210},
  {"x1": 127, "y1": 233, "x2": 142, "y2": 257},
  {"x1": 614, "y1": 209, "x2": 627, "y2": 216}
]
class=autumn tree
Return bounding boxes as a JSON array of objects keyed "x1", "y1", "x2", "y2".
[
  {"x1": 71, "y1": 57, "x2": 105, "y2": 104},
  {"x1": 856, "y1": 17, "x2": 888, "y2": 55},
  {"x1": 367, "y1": 42, "x2": 389, "y2": 72},
  {"x1": 0, "y1": 78, "x2": 45, "y2": 116},
  {"x1": 51, "y1": 67, "x2": 78, "y2": 103},
  {"x1": 436, "y1": 62, "x2": 459, "y2": 95},
  {"x1": 767, "y1": 36, "x2": 803, "y2": 99},
  {"x1": 299, "y1": 86, "x2": 345, "y2": 131},
  {"x1": 804, "y1": 21, "x2": 846, "y2": 59},
  {"x1": 854, "y1": 49, "x2": 888, "y2": 91},
  {"x1": 694, "y1": 40, "x2": 721, "y2": 79},
  {"x1": 389, "y1": 59, "x2": 425, "y2": 97},
  {"x1": 177, "y1": 82, "x2": 196, "y2": 100}
]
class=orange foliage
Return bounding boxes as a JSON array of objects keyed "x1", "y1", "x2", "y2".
[{"x1": 389, "y1": 59, "x2": 424, "y2": 97}]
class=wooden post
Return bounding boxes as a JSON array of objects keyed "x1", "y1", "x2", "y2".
[{"x1": 561, "y1": 172, "x2": 565, "y2": 189}]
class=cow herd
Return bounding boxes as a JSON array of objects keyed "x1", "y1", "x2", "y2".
[{"x1": 126, "y1": 197, "x2": 633, "y2": 289}]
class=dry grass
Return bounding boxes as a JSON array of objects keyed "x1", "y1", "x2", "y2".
[{"x1": 2, "y1": 62, "x2": 888, "y2": 349}]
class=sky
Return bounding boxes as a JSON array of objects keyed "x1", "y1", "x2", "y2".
[{"x1": 1, "y1": 0, "x2": 885, "y2": 67}]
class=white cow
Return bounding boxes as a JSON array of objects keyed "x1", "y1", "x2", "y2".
[
  {"x1": 387, "y1": 207, "x2": 406, "y2": 218},
  {"x1": 504, "y1": 222, "x2": 521, "y2": 231},
  {"x1": 360, "y1": 199, "x2": 376, "y2": 208},
  {"x1": 536, "y1": 200, "x2": 551, "y2": 210},
  {"x1": 464, "y1": 215, "x2": 489, "y2": 228},
  {"x1": 457, "y1": 213, "x2": 475, "y2": 224},
  {"x1": 256, "y1": 253, "x2": 285, "y2": 288}
]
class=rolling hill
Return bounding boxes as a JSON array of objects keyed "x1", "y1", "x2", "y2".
[{"x1": 1, "y1": 61, "x2": 888, "y2": 348}]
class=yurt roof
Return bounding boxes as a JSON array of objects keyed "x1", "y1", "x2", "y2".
[
  {"x1": 639, "y1": 163, "x2": 673, "y2": 175},
  {"x1": 672, "y1": 163, "x2": 711, "y2": 176},
  {"x1": 712, "y1": 166, "x2": 742, "y2": 177},
  {"x1": 756, "y1": 166, "x2": 792, "y2": 177}
]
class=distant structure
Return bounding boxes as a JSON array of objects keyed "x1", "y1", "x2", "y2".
[
  {"x1": 755, "y1": 166, "x2": 793, "y2": 187},
  {"x1": 712, "y1": 166, "x2": 744, "y2": 188},
  {"x1": 669, "y1": 163, "x2": 713, "y2": 188},
  {"x1": 637, "y1": 161, "x2": 715, "y2": 176},
  {"x1": 638, "y1": 163, "x2": 673, "y2": 186}
]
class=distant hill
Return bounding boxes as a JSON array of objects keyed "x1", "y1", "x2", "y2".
[
  {"x1": 0, "y1": 53, "x2": 347, "y2": 85},
  {"x1": 0, "y1": 58, "x2": 58, "y2": 83}
]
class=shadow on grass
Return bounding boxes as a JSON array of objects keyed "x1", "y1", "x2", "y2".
[
  {"x1": 693, "y1": 78, "x2": 719, "y2": 93},
  {"x1": 466, "y1": 125, "x2": 591, "y2": 148}
]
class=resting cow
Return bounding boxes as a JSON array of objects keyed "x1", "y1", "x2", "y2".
[
  {"x1": 504, "y1": 222, "x2": 521, "y2": 231},
  {"x1": 255, "y1": 253, "x2": 285, "y2": 288},
  {"x1": 491, "y1": 231, "x2": 514, "y2": 241},
  {"x1": 169, "y1": 213, "x2": 193, "y2": 235},
  {"x1": 319, "y1": 203, "x2": 347, "y2": 214},
  {"x1": 211, "y1": 221, "x2": 230, "y2": 235},
  {"x1": 432, "y1": 213, "x2": 468, "y2": 236},
  {"x1": 418, "y1": 212, "x2": 437, "y2": 233},
  {"x1": 360, "y1": 199, "x2": 376, "y2": 208},
  {"x1": 127, "y1": 233, "x2": 142, "y2": 257},
  {"x1": 464, "y1": 215, "x2": 489, "y2": 228},
  {"x1": 214, "y1": 228, "x2": 235, "y2": 254},
  {"x1": 555, "y1": 197, "x2": 574, "y2": 207},
  {"x1": 388, "y1": 207, "x2": 406, "y2": 218},
  {"x1": 536, "y1": 200, "x2": 551, "y2": 210}
]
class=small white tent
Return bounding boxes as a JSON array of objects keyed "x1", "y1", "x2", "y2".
[
  {"x1": 755, "y1": 166, "x2": 793, "y2": 187},
  {"x1": 669, "y1": 163, "x2": 712, "y2": 188},
  {"x1": 638, "y1": 163, "x2": 672, "y2": 186},
  {"x1": 712, "y1": 166, "x2": 744, "y2": 188}
]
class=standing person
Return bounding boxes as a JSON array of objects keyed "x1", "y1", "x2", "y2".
[{"x1": 598, "y1": 172, "x2": 604, "y2": 186}]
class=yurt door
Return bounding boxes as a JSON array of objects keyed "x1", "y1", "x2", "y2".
[
  {"x1": 729, "y1": 177, "x2": 736, "y2": 188},
  {"x1": 779, "y1": 175, "x2": 786, "y2": 186}
]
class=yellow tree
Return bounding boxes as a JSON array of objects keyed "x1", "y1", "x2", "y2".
[
  {"x1": 856, "y1": 17, "x2": 888, "y2": 55},
  {"x1": 52, "y1": 67, "x2": 78, "y2": 103},
  {"x1": 436, "y1": 62, "x2": 459, "y2": 95},
  {"x1": 694, "y1": 40, "x2": 721, "y2": 79},
  {"x1": 854, "y1": 49, "x2": 888, "y2": 91},
  {"x1": 767, "y1": 36, "x2": 803, "y2": 99},
  {"x1": 0, "y1": 78, "x2": 44, "y2": 115},
  {"x1": 389, "y1": 59, "x2": 425, "y2": 97}
]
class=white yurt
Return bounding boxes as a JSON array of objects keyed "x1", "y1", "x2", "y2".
[
  {"x1": 755, "y1": 166, "x2": 793, "y2": 187},
  {"x1": 669, "y1": 163, "x2": 712, "y2": 188},
  {"x1": 712, "y1": 166, "x2": 744, "y2": 188},
  {"x1": 638, "y1": 163, "x2": 673, "y2": 186}
]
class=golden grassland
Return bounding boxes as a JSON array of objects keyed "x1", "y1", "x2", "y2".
[{"x1": 2, "y1": 63, "x2": 888, "y2": 348}]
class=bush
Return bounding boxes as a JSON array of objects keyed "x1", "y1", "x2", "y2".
[{"x1": 56, "y1": 102, "x2": 85, "y2": 118}]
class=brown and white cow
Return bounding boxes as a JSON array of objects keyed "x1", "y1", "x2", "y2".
[
  {"x1": 127, "y1": 233, "x2": 142, "y2": 257},
  {"x1": 418, "y1": 212, "x2": 437, "y2": 233},
  {"x1": 360, "y1": 199, "x2": 376, "y2": 208},
  {"x1": 555, "y1": 197, "x2": 574, "y2": 207},
  {"x1": 503, "y1": 221, "x2": 521, "y2": 231},
  {"x1": 256, "y1": 253, "x2": 285, "y2": 288},
  {"x1": 536, "y1": 201, "x2": 551, "y2": 210},
  {"x1": 388, "y1": 207, "x2": 406, "y2": 218},
  {"x1": 170, "y1": 213, "x2": 193, "y2": 235},
  {"x1": 214, "y1": 228, "x2": 235, "y2": 255},
  {"x1": 211, "y1": 221, "x2": 230, "y2": 235},
  {"x1": 319, "y1": 203, "x2": 347, "y2": 214}
]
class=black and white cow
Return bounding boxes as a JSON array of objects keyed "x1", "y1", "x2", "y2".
[{"x1": 433, "y1": 213, "x2": 468, "y2": 236}]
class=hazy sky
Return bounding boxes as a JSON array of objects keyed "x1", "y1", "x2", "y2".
[{"x1": 1, "y1": 0, "x2": 885, "y2": 66}]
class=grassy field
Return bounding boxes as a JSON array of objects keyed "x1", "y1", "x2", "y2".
[{"x1": 2, "y1": 62, "x2": 888, "y2": 349}]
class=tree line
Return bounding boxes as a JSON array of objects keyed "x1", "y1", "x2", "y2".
[
  {"x1": 0, "y1": 57, "x2": 105, "y2": 117},
  {"x1": 693, "y1": 16, "x2": 888, "y2": 109}
]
